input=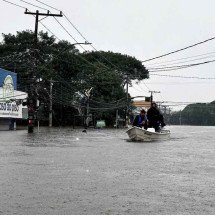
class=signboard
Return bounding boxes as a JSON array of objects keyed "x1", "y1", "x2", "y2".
[
  {"x1": 0, "y1": 68, "x2": 27, "y2": 119},
  {"x1": 0, "y1": 68, "x2": 17, "y2": 89},
  {"x1": 0, "y1": 101, "x2": 23, "y2": 118}
]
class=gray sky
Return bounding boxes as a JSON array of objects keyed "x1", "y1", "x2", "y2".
[{"x1": 1, "y1": 0, "x2": 215, "y2": 109}]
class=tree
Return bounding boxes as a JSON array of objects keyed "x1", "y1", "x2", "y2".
[
  {"x1": 0, "y1": 30, "x2": 149, "y2": 126},
  {"x1": 169, "y1": 101, "x2": 215, "y2": 126},
  {"x1": 82, "y1": 51, "x2": 149, "y2": 82},
  {"x1": 76, "y1": 51, "x2": 149, "y2": 125}
]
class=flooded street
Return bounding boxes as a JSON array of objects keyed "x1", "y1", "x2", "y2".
[{"x1": 0, "y1": 126, "x2": 215, "y2": 215}]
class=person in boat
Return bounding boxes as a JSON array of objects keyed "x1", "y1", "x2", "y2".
[
  {"x1": 132, "y1": 109, "x2": 148, "y2": 129},
  {"x1": 147, "y1": 102, "x2": 166, "y2": 132}
]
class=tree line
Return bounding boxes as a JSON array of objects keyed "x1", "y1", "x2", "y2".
[{"x1": 169, "y1": 101, "x2": 215, "y2": 126}]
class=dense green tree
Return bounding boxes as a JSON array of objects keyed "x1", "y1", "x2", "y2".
[
  {"x1": 170, "y1": 101, "x2": 215, "y2": 126},
  {"x1": 82, "y1": 51, "x2": 149, "y2": 82},
  {"x1": 0, "y1": 30, "x2": 149, "y2": 126}
]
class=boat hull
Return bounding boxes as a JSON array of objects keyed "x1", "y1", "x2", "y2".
[{"x1": 126, "y1": 126, "x2": 170, "y2": 141}]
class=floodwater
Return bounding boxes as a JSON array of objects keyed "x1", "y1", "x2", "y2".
[{"x1": 0, "y1": 126, "x2": 215, "y2": 215}]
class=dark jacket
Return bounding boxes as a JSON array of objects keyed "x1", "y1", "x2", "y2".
[
  {"x1": 147, "y1": 107, "x2": 161, "y2": 122},
  {"x1": 133, "y1": 114, "x2": 147, "y2": 128},
  {"x1": 147, "y1": 107, "x2": 165, "y2": 129}
]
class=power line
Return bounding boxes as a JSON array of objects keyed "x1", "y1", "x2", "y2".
[
  {"x1": 149, "y1": 59, "x2": 215, "y2": 70},
  {"x1": 2, "y1": 0, "x2": 27, "y2": 9},
  {"x1": 16, "y1": 0, "x2": 63, "y2": 42},
  {"x1": 148, "y1": 59, "x2": 215, "y2": 72},
  {"x1": 143, "y1": 81, "x2": 215, "y2": 85},
  {"x1": 150, "y1": 73, "x2": 215, "y2": 80},
  {"x1": 52, "y1": 16, "x2": 86, "y2": 50},
  {"x1": 145, "y1": 55, "x2": 215, "y2": 68},
  {"x1": 142, "y1": 80, "x2": 150, "y2": 91},
  {"x1": 144, "y1": 51, "x2": 215, "y2": 66},
  {"x1": 1, "y1": 7, "x2": 128, "y2": 113},
  {"x1": 131, "y1": 85, "x2": 145, "y2": 93},
  {"x1": 35, "y1": 0, "x2": 122, "y2": 71},
  {"x1": 62, "y1": 13, "x2": 121, "y2": 70},
  {"x1": 19, "y1": 0, "x2": 215, "y2": 76},
  {"x1": 142, "y1": 36, "x2": 215, "y2": 63},
  {"x1": 34, "y1": 0, "x2": 149, "y2": 90},
  {"x1": 52, "y1": 17, "x2": 114, "y2": 71},
  {"x1": 19, "y1": 0, "x2": 102, "y2": 69},
  {"x1": 2, "y1": 1, "x2": 139, "y2": 109},
  {"x1": 36, "y1": 0, "x2": 61, "y2": 12},
  {"x1": 39, "y1": 20, "x2": 61, "y2": 40},
  {"x1": 20, "y1": 0, "x2": 48, "y2": 11},
  {"x1": 135, "y1": 84, "x2": 148, "y2": 93}
]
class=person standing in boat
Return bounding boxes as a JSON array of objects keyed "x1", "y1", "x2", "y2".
[
  {"x1": 132, "y1": 109, "x2": 148, "y2": 129},
  {"x1": 147, "y1": 102, "x2": 166, "y2": 132}
]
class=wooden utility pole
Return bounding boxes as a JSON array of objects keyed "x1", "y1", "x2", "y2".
[
  {"x1": 49, "y1": 79, "x2": 53, "y2": 127},
  {"x1": 24, "y1": 9, "x2": 62, "y2": 133},
  {"x1": 149, "y1": 90, "x2": 160, "y2": 105},
  {"x1": 125, "y1": 74, "x2": 129, "y2": 127}
]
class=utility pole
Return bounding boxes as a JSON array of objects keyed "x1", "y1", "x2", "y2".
[
  {"x1": 125, "y1": 74, "x2": 129, "y2": 128},
  {"x1": 49, "y1": 79, "x2": 53, "y2": 127},
  {"x1": 115, "y1": 109, "x2": 119, "y2": 128},
  {"x1": 60, "y1": 82, "x2": 63, "y2": 126},
  {"x1": 24, "y1": 9, "x2": 63, "y2": 133},
  {"x1": 85, "y1": 87, "x2": 93, "y2": 123},
  {"x1": 149, "y1": 90, "x2": 160, "y2": 105}
]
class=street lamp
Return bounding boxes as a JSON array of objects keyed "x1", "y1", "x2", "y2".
[{"x1": 72, "y1": 42, "x2": 92, "y2": 45}]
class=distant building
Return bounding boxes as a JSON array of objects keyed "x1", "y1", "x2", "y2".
[
  {"x1": 132, "y1": 100, "x2": 151, "y2": 110},
  {"x1": 0, "y1": 68, "x2": 28, "y2": 130},
  {"x1": 132, "y1": 100, "x2": 151, "y2": 117}
]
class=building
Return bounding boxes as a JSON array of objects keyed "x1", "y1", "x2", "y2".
[
  {"x1": 0, "y1": 68, "x2": 28, "y2": 130},
  {"x1": 132, "y1": 100, "x2": 151, "y2": 110}
]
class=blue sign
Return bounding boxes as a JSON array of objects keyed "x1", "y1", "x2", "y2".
[{"x1": 0, "y1": 68, "x2": 17, "y2": 90}]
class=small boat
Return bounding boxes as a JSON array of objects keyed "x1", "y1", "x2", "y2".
[{"x1": 126, "y1": 126, "x2": 170, "y2": 142}]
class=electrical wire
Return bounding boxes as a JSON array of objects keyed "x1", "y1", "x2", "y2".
[
  {"x1": 35, "y1": 0, "x2": 122, "y2": 71},
  {"x1": 39, "y1": 21, "x2": 61, "y2": 40},
  {"x1": 20, "y1": 0, "x2": 47, "y2": 11},
  {"x1": 142, "y1": 36, "x2": 215, "y2": 63},
  {"x1": 148, "y1": 59, "x2": 215, "y2": 72},
  {"x1": 131, "y1": 85, "x2": 144, "y2": 94},
  {"x1": 145, "y1": 55, "x2": 215, "y2": 68},
  {"x1": 144, "y1": 51, "x2": 215, "y2": 66},
  {"x1": 52, "y1": 17, "x2": 112, "y2": 71},
  {"x1": 52, "y1": 17, "x2": 87, "y2": 51},
  {"x1": 36, "y1": 0, "x2": 61, "y2": 12},
  {"x1": 150, "y1": 73, "x2": 215, "y2": 80},
  {"x1": 21, "y1": 0, "x2": 147, "y2": 85},
  {"x1": 2, "y1": 0, "x2": 27, "y2": 9},
  {"x1": 2, "y1": 0, "x2": 143, "y2": 110},
  {"x1": 141, "y1": 80, "x2": 150, "y2": 91}
]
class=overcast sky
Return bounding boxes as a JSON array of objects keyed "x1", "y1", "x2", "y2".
[{"x1": 1, "y1": 0, "x2": 215, "y2": 109}]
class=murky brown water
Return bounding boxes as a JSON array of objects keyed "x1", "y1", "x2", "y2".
[{"x1": 0, "y1": 126, "x2": 215, "y2": 215}]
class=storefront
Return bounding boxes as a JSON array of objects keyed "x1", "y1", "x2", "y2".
[{"x1": 0, "y1": 68, "x2": 28, "y2": 130}]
